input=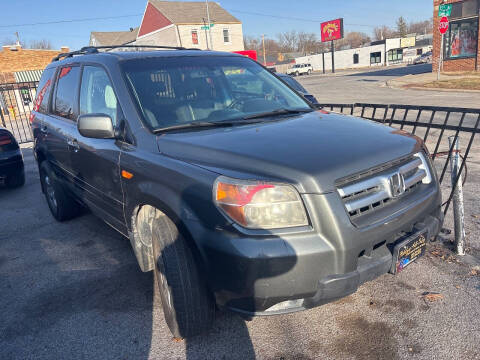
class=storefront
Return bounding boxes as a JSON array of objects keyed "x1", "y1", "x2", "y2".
[{"x1": 433, "y1": 0, "x2": 480, "y2": 72}]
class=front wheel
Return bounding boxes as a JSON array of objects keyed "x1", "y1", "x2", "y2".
[
  {"x1": 152, "y1": 212, "x2": 214, "y2": 339},
  {"x1": 295, "y1": 71, "x2": 299, "y2": 77}
]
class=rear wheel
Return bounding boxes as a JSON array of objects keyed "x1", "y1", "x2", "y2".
[
  {"x1": 307, "y1": 69, "x2": 312, "y2": 75},
  {"x1": 151, "y1": 211, "x2": 214, "y2": 338},
  {"x1": 39, "y1": 161, "x2": 81, "y2": 221},
  {"x1": 295, "y1": 71, "x2": 299, "y2": 77}
]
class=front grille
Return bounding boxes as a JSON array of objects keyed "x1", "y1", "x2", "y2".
[{"x1": 337, "y1": 155, "x2": 427, "y2": 219}]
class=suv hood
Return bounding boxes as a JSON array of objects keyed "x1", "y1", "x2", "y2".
[{"x1": 157, "y1": 111, "x2": 422, "y2": 193}]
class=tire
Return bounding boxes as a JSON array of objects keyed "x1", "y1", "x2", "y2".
[
  {"x1": 6, "y1": 169, "x2": 25, "y2": 188},
  {"x1": 307, "y1": 69, "x2": 312, "y2": 75},
  {"x1": 151, "y1": 212, "x2": 214, "y2": 339},
  {"x1": 295, "y1": 71, "x2": 299, "y2": 77},
  {"x1": 39, "y1": 161, "x2": 81, "y2": 221}
]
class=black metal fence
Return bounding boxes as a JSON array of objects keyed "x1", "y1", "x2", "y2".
[
  {"x1": 0, "y1": 81, "x2": 38, "y2": 144},
  {"x1": 320, "y1": 103, "x2": 480, "y2": 216}
]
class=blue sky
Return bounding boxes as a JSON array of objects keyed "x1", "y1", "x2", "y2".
[{"x1": 0, "y1": 0, "x2": 433, "y2": 49}]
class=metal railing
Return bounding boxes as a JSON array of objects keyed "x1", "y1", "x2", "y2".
[
  {"x1": 320, "y1": 103, "x2": 480, "y2": 223},
  {"x1": 0, "y1": 81, "x2": 38, "y2": 144}
]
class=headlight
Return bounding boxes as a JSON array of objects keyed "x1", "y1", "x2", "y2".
[
  {"x1": 414, "y1": 152, "x2": 433, "y2": 184},
  {"x1": 213, "y1": 176, "x2": 309, "y2": 229}
]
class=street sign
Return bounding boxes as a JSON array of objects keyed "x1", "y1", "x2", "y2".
[
  {"x1": 201, "y1": 24, "x2": 214, "y2": 30},
  {"x1": 439, "y1": 16, "x2": 449, "y2": 34},
  {"x1": 438, "y1": 4, "x2": 452, "y2": 17}
]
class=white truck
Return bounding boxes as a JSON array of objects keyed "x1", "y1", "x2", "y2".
[{"x1": 286, "y1": 63, "x2": 313, "y2": 76}]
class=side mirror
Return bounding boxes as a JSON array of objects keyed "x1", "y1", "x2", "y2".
[{"x1": 77, "y1": 114, "x2": 115, "y2": 139}]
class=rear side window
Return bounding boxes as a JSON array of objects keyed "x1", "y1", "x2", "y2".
[
  {"x1": 79, "y1": 66, "x2": 118, "y2": 126},
  {"x1": 53, "y1": 66, "x2": 80, "y2": 120},
  {"x1": 33, "y1": 67, "x2": 55, "y2": 114}
]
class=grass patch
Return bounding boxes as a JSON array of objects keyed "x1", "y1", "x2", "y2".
[{"x1": 421, "y1": 77, "x2": 480, "y2": 90}]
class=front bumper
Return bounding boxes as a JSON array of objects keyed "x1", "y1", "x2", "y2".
[{"x1": 188, "y1": 182, "x2": 442, "y2": 316}]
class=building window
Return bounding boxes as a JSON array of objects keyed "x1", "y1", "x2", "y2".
[
  {"x1": 223, "y1": 29, "x2": 230, "y2": 43},
  {"x1": 191, "y1": 30, "x2": 198, "y2": 45},
  {"x1": 353, "y1": 54, "x2": 359, "y2": 64},
  {"x1": 370, "y1": 52, "x2": 381, "y2": 64},
  {"x1": 451, "y1": 0, "x2": 479, "y2": 19},
  {"x1": 417, "y1": 48, "x2": 423, "y2": 56},
  {"x1": 444, "y1": 18, "x2": 478, "y2": 60},
  {"x1": 387, "y1": 49, "x2": 403, "y2": 62}
]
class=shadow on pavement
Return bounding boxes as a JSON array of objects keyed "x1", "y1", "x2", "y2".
[{"x1": 348, "y1": 64, "x2": 432, "y2": 77}]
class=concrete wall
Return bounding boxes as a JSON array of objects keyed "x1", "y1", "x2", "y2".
[{"x1": 177, "y1": 23, "x2": 244, "y2": 51}]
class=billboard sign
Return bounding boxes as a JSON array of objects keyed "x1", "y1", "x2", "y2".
[
  {"x1": 321, "y1": 18, "x2": 344, "y2": 42},
  {"x1": 400, "y1": 37, "x2": 416, "y2": 48}
]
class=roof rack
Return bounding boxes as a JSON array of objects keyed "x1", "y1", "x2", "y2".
[{"x1": 51, "y1": 45, "x2": 202, "y2": 62}]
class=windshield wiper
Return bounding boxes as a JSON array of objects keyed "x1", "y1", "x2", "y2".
[
  {"x1": 153, "y1": 120, "x2": 261, "y2": 133},
  {"x1": 242, "y1": 108, "x2": 313, "y2": 120}
]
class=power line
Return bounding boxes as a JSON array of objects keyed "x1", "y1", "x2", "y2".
[
  {"x1": 0, "y1": 14, "x2": 143, "y2": 28},
  {"x1": 227, "y1": 9, "x2": 376, "y2": 28}
]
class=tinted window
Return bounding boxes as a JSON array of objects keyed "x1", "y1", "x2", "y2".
[
  {"x1": 54, "y1": 66, "x2": 80, "y2": 120},
  {"x1": 80, "y1": 66, "x2": 118, "y2": 125},
  {"x1": 34, "y1": 67, "x2": 55, "y2": 114}
]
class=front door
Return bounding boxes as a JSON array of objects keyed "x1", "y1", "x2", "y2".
[{"x1": 70, "y1": 65, "x2": 126, "y2": 234}]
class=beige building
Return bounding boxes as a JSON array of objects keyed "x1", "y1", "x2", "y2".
[{"x1": 90, "y1": 1, "x2": 244, "y2": 52}]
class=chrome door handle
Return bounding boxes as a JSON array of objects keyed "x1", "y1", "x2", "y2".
[{"x1": 67, "y1": 138, "x2": 80, "y2": 152}]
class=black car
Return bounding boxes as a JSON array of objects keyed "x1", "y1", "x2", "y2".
[
  {"x1": 32, "y1": 46, "x2": 442, "y2": 339},
  {"x1": 0, "y1": 127, "x2": 25, "y2": 188},
  {"x1": 276, "y1": 73, "x2": 319, "y2": 104}
]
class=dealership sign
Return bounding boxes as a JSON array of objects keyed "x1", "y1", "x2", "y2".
[
  {"x1": 321, "y1": 18, "x2": 344, "y2": 42},
  {"x1": 438, "y1": 4, "x2": 452, "y2": 17}
]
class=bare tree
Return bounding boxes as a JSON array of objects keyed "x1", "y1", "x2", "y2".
[
  {"x1": 373, "y1": 25, "x2": 397, "y2": 41},
  {"x1": 277, "y1": 30, "x2": 298, "y2": 52},
  {"x1": 29, "y1": 39, "x2": 53, "y2": 49},
  {"x1": 344, "y1": 32, "x2": 371, "y2": 48},
  {"x1": 408, "y1": 19, "x2": 433, "y2": 35}
]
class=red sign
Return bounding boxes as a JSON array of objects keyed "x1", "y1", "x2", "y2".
[
  {"x1": 439, "y1": 16, "x2": 449, "y2": 34},
  {"x1": 321, "y1": 18, "x2": 344, "y2": 42},
  {"x1": 233, "y1": 50, "x2": 258, "y2": 61}
]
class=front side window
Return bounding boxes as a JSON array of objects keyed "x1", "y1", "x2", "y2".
[
  {"x1": 122, "y1": 56, "x2": 311, "y2": 131},
  {"x1": 444, "y1": 19, "x2": 478, "y2": 60},
  {"x1": 79, "y1": 66, "x2": 118, "y2": 125},
  {"x1": 54, "y1": 66, "x2": 80, "y2": 120},
  {"x1": 223, "y1": 29, "x2": 230, "y2": 43},
  {"x1": 191, "y1": 30, "x2": 199, "y2": 45}
]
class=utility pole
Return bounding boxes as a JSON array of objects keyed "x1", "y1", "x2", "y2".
[
  {"x1": 202, "y1": 18, "x2": 209, "y2": 49},
  {"x1": 205, "y1": 0, "x2": 213, "y2": 50},
  {"x1": 262, "y1": 34, "x2": 266, "y2": 65},
  {"x1": 331, "y1": 40, "x2": 335, "y2": 73},
  {"x1": 15, "y1": 31, "x2": 20, "y2": 46}
]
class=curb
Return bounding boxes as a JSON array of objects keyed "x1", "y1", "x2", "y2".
[{"x1": 386, "y1": 80, "x2": 480, "y2": 93}]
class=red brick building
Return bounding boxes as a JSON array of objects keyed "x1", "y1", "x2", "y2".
[{"x1": 433, "y1": 0, "x2": 480, "y2": 72}]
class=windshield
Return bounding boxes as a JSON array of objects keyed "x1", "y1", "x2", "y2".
[{"x1": 122, "y1": 56, "x2": 311, "y2": 131}]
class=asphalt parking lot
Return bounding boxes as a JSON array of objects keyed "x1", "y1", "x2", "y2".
[
  {"x1": 1, "y1": 140, "x2": 479, "y2": 359},
  {"x1": 297, "y1": 64, "x2": 480, "y2": 108}
]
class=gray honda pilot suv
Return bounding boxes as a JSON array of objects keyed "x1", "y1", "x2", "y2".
[{"x1": 32, "y1": 46, "x2": 443, "y2": 338}]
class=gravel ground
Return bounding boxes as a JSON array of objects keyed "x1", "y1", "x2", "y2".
[{"x1": 0, "y1": 143, "x2": 479, "y2": 360}]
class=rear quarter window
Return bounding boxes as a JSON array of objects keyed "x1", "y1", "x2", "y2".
[{"x1": 33, "y1": 67, "x2": 55, "y2": 114}]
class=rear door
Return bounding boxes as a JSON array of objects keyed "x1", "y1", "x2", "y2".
[
  {"x1": 44, "y1": 65, "x2": 81, "y2": 186},
  {"x1": 70, "y1": 65, "x2": 126, "y2": 234}
]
